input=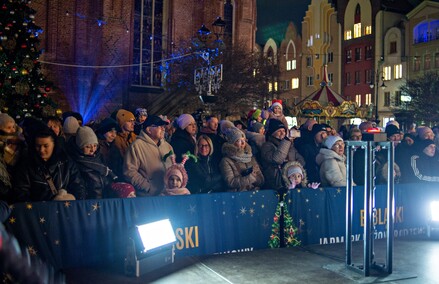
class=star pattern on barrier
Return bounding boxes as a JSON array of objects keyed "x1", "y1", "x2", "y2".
[
  {"x1": 222, "y1": 211, "x2": 226, "y2": 215},
  {"x1": 305, "y1": 199, "x2": 309, "y2": 203},
  {"x1": 261, "y1": 204, "x2": 265, "y2": 209},
  {"x1": 188, "y1": 204, "x2": 196, "y2": 214},
  {"x1": 253, "y1": 201, "x2": 256, "y2": 205},
  {"x1": 27, "y1": 246, "x2": 37, "y2": 256},
  {"x1": 337, "y1": 188, "x2": 342, "y2": 194},
  {"x1": 92, "y1": 203, "x2": 100, "y2": 211},
  {"x1": 39, "y1": 217, "x2": 46, "y2": 223},
  {"x1": 316, "y1": 214, "x2": 320, "y2": 219},
  {"x1": 262, "y1": 219, "x2": 269, "y2": 229},
  {"x1": 26, "y1": 203, "x2": 33, "y2": 210},
  {"x1": 54, "y1": 240, "x2": 60, "y2": 245},
  {"x1": 299, "y1": 219, "x2": 305, "y2": 226},
  {"x1": 64, "y1": 201, "x2": 71, "y2": 208},
  {"x1": 9, "y1": 217, "x2": 16, "y2": 224},
  {"x1": 249, "y1": 208, "x2": 255, "y2": 216},
  {"x1": 240, "y1": 207, "x2": 247, "y2": 215}
]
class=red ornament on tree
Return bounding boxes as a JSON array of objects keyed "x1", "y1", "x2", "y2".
[
  {"x1": 21, "y1": 44, "x2": 27, "y2": 48},
  {"x1": 44, "y1": 87, "x2": 51, "y2": 92},
  {"x1": 34, "y1": 104, "x2": 40, "y2": 109}
]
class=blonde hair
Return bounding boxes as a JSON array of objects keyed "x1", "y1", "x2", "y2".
[{"x1": 196, "y1": 135, "x2": 214, "y2": 156}]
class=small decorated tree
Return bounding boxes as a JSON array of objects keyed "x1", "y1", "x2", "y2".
[
  {"x1": 268, "y1": 198, "x2": 301, "y2": 248},
  {"x1": 0, "y1": 0, "x2": 57, "y2": 120}
]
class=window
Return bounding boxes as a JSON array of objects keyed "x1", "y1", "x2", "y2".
[
  {"x1": 346, "y1": 49, "x2": 352, "y2": 63},
  {"x1": 327, "y1": 52, "x2": 334, "y2": 63},
  {"x1": 306, "y1": 56, "x2": 313, "y2": 67},
  {"x1": 282, "y1": 80, "x2": 290, "y2": 90},
  {"x1": 394, "y1": 64, "x2": 402, "y2": 79},
  {"x1": 345, "y1": 30, "x2": 352, "y2": 40},
  {"x1": 394, "y1": 91, "x2": 401, "y2": 107},
  {"x1": 355, "y1": 94, "x2": 361, "y2": 106},
  {"x1": 355, "y1": 71, "x2": 361, "y2": 84},
  {"x1": 389, "y1": 41, "x2": 397, "y2": 54},
  {"x1": 365, "y1": 93, "x2": 372, "y2": 105},
  {"x1": 355, "y1": 48, "x2": 361, "y2": 61},
  {"x1": 414, "y1": 57, "x2": 421, "y2": 71},
  {"x1": 292, "y1": 78, "x2": 299, "y2": 89},
  {"x1": 384, "y1": 92, "x2": 391, "y2": 107},
  {"x1": 365, "y1": 69, "x2": 373, "y2": 84},
  {"x1": 435, "y1": 53, "x2": 439, "y2": 68},
  {"x1": 383, "y1": 66, "x2": 391, "y2": 81},
  {"x1": 346, "y1": 72, "x2": 351, "y2": 85},
  {"x1": 413, "y1": 20, "x2": 439, "y2": 44},
  {"x1": 292, "y1": 59, "x2": 297, "y2": 70},
  {"x1": 286, "y1": 61, "x2": 291, "y2": 71},
  {"x1": 354, "y1": 23, "x2": 362, "y2": 38},
  {"x1": 365, "y1": 26, "x2": 372, "y2": 35},
  {"x1": 307, "y1": 76, "x2": 314, "y2": 86},
  {"x1": 274, "y1": 82, "x2": 278, "y2": 91},
  {"x1": 328, "y1": 73, "x2": 334, "y2": 82},
  {"x1": 425, "y1": 54, "x2": 431, "y2": 70},
  {"x1": 268, "y1": 83, "x2": 272, "y2": 92},
  {"x1": 365, "y1": 46, "x2": 373, "y2": 60}
]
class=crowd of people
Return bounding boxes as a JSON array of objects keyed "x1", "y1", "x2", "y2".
[{"x1": 0, "y1": 99, "x2": 438, "y2": 209}]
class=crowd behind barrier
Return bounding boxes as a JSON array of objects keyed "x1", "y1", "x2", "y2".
[{"x1": 4, "y1": 183, "x2": 438, "y2": 270}]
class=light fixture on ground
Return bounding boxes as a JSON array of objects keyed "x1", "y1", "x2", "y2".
[
  {"x1": 124, "y1": 219, "x2": 176, "y2": 277},
  {"x1": 427, "y1": 201, "x2": 439, "y2": 238}
]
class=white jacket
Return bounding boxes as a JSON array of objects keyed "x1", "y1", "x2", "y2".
[{"x1": 315, "y1": 148, "x2": 348, "y2": 187}]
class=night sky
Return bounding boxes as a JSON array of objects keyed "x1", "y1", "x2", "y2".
[{"x1": 256, "y1": 0, "x2": 311, "y2": 45}]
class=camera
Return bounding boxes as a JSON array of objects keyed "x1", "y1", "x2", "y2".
[{"x1": 289, "y1": 129, "x2": 301, "y2": 138}]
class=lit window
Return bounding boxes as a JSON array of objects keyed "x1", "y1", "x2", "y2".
[
  {"x1": 274, "y1": 82, "x2": 278, "y2": 91},
  {"x1": 286, "y1": 61, "x2": 291, "y2": 71},
  {"x1": 394, "y1": 64, "x2": 402, "y2": 79},
  {"x1": 292, "y1": 60, "x2": 297, "y2": 70},
  {"x1": 268, "y1": 83, "x2": 272, "y2": 92},
  {"x1": 365, "y1": 26, "x2": 372, "y2": 35},
  {"x1": 356, "y1": 94, "x2": 361, "y2": 106},
  {"x1": 383, "y1": 66, "x2": 391, "y2": 81},
  {"x1": 365, "y1": 93, "x2": 372, "y2": 105},
  {"x1": 354, "y1": 23, "x2": 362, "y2": 38},
  {"x1": 345, "y1": 30, "x2": 352, "y2": 40},
  {"x1": 292, "y1": 78, "x2": 299, "y2": 89}
]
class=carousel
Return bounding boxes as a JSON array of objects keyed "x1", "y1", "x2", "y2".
[{"x1": 292, "y1": 66, "x2": 372, "y2": 127}]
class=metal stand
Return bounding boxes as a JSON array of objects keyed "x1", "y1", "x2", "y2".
[{"x1": 345, "y1": 141, "x2": 394, "y2": 277}]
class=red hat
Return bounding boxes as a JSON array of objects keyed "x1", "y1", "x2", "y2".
[
  {"x1": 111, "y1": 182, "x2": 136, "y2": 198},
  {"x1": 271, "y1": 99, "x2": 283, "y2": 110}
]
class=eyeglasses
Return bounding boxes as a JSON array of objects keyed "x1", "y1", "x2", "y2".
[{"x1": 199, "y1": 144, "x2": 210, "y2": 148}]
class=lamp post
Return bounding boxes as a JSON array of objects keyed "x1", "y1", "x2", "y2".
[
  {"x1": 369, "y1": 70, "x2": 386, "y2": 124},
  {"x1": 194, "y1": 17, "x2": 226, "y2": 104}
]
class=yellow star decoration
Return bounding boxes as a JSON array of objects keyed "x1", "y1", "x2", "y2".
[
  {"x1": 9, "y1": 217, "x2": 16, "y2": 224},
  {"x1": 92, "y1": 203, "x2": 100, "y2": 211},
  {"x1": 337, "y1": 189, "x2": 342, "y2": 194},
  {"x1": 27, "y1": 246, "x2": 37, "y2": 256},
  {"x1": 26, "y1": 203, "x2": 33, "y2": 209},
  {"x1": 39, "y1": 217, "x2": 46, "y2": 223},
  {"x1": 64, "y1": 201, "x2": 71, "y2": 208}
]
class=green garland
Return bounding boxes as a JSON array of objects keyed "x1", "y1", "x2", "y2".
[{"x1": 268, "y1": 194, "x2": 301, "y2": 248}]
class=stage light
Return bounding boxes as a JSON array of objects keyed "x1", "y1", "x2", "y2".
[
  {"x1": 125, "y1": 219, "x2": 176, "y2": 277},
  {"x1": 427, "y1": 201, "x2": 439, "y2": 238}
]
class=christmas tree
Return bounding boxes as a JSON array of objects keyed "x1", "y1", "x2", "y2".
[
  {"x1": 0, "y1": 0, "x2": 57, "y2": 120},
  {"x1": 268, "y1": 196, "x2": 301, "y2": 248}
]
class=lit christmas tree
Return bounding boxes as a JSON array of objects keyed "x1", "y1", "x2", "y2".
[
  {"x1": 0, "y1": 0, "x2": 57, "y2": 120},
  {"x1": 268, "y1": 196, "x2": 301, "y2": 248}
]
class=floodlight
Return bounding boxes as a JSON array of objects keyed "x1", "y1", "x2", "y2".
[
  {"x1": 125, "y1": 219, "x2": 176, "y2": 277},
  {"x1": 427, "y1": 201, "x2": 439, "y2": 238}
]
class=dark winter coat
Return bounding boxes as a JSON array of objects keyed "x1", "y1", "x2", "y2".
[
  {"x1": 12, "y1": 150, "x2": 86, "y2": 202},
  {"x1": 170, "y1": 128, "x2": 196, "y2": 162},
  {"x1": 186, "y1": 155, "x2": 225, "y2": 194}
]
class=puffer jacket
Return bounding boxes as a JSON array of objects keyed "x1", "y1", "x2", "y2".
[
  {"x1": 170, "y1": 128, "x2": 196, "y2": 163},
  {"x1": 315, "y1": 148, "x2": 347, "y2": 187},
  {"x1": 219, "y1": 143, "x2": 264, "y2": 192},
  {"x1": 12, "y1": 150, "x2": 86, "y2": 202}
]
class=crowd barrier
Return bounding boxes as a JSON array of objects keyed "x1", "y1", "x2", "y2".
[{"x1": 4, "y1": 183, "x2": 438, "y2": 269}]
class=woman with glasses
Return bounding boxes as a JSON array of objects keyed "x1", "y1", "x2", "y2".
[
  {"x1": 316, "y1": 135, "x2": 350, "y2": 187},
  {"x1": 186, "y1": 135, "x2": 225, "y2": 193}
]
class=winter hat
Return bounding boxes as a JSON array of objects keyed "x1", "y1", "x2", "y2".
[
  {"x1": 62, "y1": 111, "x2": 83, "y2": 125},
  {"x1": 271, "y1": 99, "x2": 283, "y2": 110},
  {"x1": 0, "y1": 113, "x2": 15, "y2": 128},
  {"x1": 252, "y1": 109, "x2": 262, "y2": 120},
  {"x1": 233, "y1": 120, "x2": 247, "y2": 130},
  {"x1": 225, "y1": 127, "x2": 245, "y2": 143},
  {"x1": 165, "y1": 164, "x2": 188, "y2": 188},
  {"x1": 311, "y1": 124, "x2": 328, "y2": 137},
  {"x1": 116, "y1": 109, "x2": 135, "y2": 127},
  {"x1": 385, "y1": 124, "x2": 400, "y2": 138},
  {"x1": 176, "y1": 114, "x2": 195, "y2": 130},
  {"x1": 265, "y1": 119, "x2": 286, "y2": 138},
  {"x1": 287, "y1": 165, "x2": 303, "y2": 178},
  {"x1": 76, "y1": 126, "x2": 98, "y2": 149},
  {"x1": 63, "y1": 116, "x2": 80, "y2": 135},
  {"x1": 247, "y1": 109, "x2": 256, "y2": 120},
  {"x1": 135, "y1": 108, "x2": 148, "y2": 118},
  {"x1": 95, "y1": 118, "x2": 120, "y2": 137},
  {"x1": 111, "y1": 182, "x2": 136, "y2": 198},
  {"x1": 220, "y1": 120, "x2": 235, "y2": 135},
  {"x1": 416, "y1": 126, "x2": 433, "y2": 140},
  {"x1": 386, "y1": 120, "x2": 400, "y2": 129},
  {"x1": 323, "y1": 135, "x2": 343, "y2": 149},
  {"x1": 415, "y1": 139, "x2": 435, "y2": 152},
  {"x1": 252, "y1": 122, "x2": 264, "y2": 133}
]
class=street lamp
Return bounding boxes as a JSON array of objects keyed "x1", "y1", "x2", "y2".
[{"x1": 369, "y1": 71, "x2": 387, "y2": 124}]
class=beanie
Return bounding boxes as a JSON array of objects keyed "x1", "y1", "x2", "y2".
[
  {"x1": 271, "y1": 99, "x2": 283, "y2": 110},
  {"x1": 95, "y1": 118, "x2": 120, "y2": 137},
  {"x1": 225, "y1": 127, "x2": 245, "y2": 143},
  {"x1": 252, "y1": 122, "x2": 264, "y2": 133},
  {"x1": 63, "y1": 116, "x2": 80, "y2": 135},
  {"x1": 265, "y1": 119, "x2": 286, "y2": 138},
  {"x1": 311, "y1": 124, "x2": 327, "y2": 137},
  {"x1": 0, "y1": 113, "x2": 15, "y2": 129},
  {"x1": 165, "y1": 164, "x2": 188, "y2": 188},
  {"x1": 247, "y1": 109, "x2": 256, "y2": 120},
  {"x1": 75, "y1": 126, "x2": 98, "y2": 149},
  {"x1": 177, "y1": 114, "x2": 195, "y2": 130},
  {"x1": 220, "y1": 120, "x2": 235, "y2": 135},
  {"x1": 386, "y1": 120, "x2": 400, "y2": 129},
  {"x1": 323, "y1": 135, "x2": 343, "y2": 149},
  {"x1": 135, "y1": 108, "x2": 148, "y2": 117},
  {"x1": 116, "y1": 109, "x2": 135, "y2": 127},
  {"x1": 62, "y1": 111, "x2": 83, "y2": 124},
  {"x1": 111, "y1": 182, "x2": 136, "y2": 198},
  {"x1": 415, "y1": 139, "x2": 435, "y2": 152},
  {"x1": 416, "y1": 126, "x2": 433, "y2": 140},
  {"x1": 385, "y1": 124, "x2": 400, "y2": 138},
  {"x1": 252, "y1": 109, "x2": 262, "y2": 120},
  {"x1": 287, "y1": 165, "x2": 303, "y2": 178}
]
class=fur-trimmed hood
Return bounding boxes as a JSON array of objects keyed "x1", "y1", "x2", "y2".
[
  {"x1": 221, "y1": 142, "x2": 253, "y2": 158},
  {"x1": 282, "y1": 161, "x2": 308, "y2": 188}
]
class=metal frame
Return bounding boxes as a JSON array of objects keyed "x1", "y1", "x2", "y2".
[{"x1": 345, "y1": 141, "x2": 394, "y2": 277}]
